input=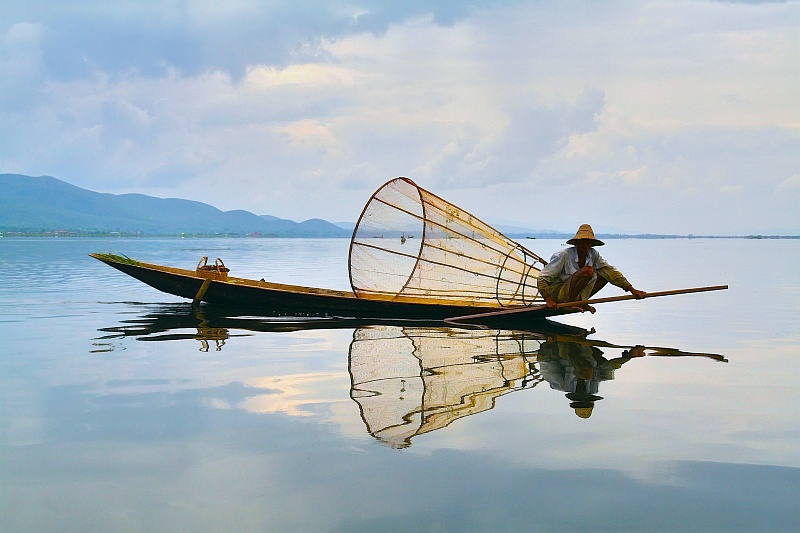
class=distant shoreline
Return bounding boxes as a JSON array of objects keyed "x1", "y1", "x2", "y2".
[
  {"x1": 1, "y1": 231, "x2": 798, "y2": 240},
  {"x1": 5, "y1": 175, "x2": 798, "y2": 240}
]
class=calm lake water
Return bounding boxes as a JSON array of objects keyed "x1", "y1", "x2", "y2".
[{"x1": 1, "y1": 237, "x2": 799, "y2": 532}]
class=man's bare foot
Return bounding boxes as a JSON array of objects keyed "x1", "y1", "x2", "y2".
[{"x1": 576, "y1": 304, "x2": 596, "y2": 314}]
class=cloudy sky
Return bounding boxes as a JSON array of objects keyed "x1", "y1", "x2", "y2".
[{"x1": 1, "y1": 0, "x2": 798, "y2": 234}]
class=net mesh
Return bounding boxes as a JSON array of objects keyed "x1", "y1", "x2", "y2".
[{"x1": 349, "y1": 178, "x2": 546, "y2": 307}]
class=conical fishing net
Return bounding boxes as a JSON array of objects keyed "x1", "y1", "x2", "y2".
[{"x1": 349, "y1": 178, "x2": 546, "y2": 307}]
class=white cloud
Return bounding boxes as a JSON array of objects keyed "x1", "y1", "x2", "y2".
[
  {"x1": 778, "y1": 174, "x2": 800, "y2": 190},
  {"x1": 1, "y1": 23, "x2": 45, "y2": 109},
  {"x1": 272, "y1": 119, "x2": 338, "y2": 150},
  {"x1": 620, "y1": 166, "x2": 649, "y2": 185},
  {"x1": 243, "y1": 64, "x2": 355, "y2": 90},
  {"x1": 0, "y1": 1, "x2": 798, "y2": 233}
]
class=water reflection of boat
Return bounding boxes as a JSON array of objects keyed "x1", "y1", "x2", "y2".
[
  {"x1": 98, "y1": 304, "x2": 727, "y2": 446},
  {"x1": 96, "y1": 302, "x2": 588, "y2": 342}
]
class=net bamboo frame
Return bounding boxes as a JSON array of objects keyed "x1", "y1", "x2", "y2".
[{"x1": 348, "y1": 177, "x2": 546, "y2": 307}]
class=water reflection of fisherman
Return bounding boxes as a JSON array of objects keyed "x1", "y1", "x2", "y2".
[{"x1": 537, "y1": 338, "x2": 645, "y2": 418}]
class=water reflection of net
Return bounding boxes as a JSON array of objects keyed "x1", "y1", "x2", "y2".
[
  {"x1": 349, "y1": 178, "x2": 546, "y2": 307},
  {"x1": 349, "y1": 326, "x2": 543, "y2": 448}
]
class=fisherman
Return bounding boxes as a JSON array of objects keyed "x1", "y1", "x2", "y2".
[{"x1": 538, "y1": 224, "x2": 646, "y2": 313}]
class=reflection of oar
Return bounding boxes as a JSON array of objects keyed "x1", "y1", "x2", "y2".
[
  {"x1": 544, "y1": 334, "x2": 728, "y2": 362},
  {"x1": 445, "y1": 285, "x2": 728, "y2": 324}
]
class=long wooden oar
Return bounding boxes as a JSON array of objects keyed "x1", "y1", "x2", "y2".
[{"x1": 445, "y1": 284, "x2": 728, "y2": 324}]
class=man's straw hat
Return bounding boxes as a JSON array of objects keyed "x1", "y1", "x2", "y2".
[{"x1": 567, "y1": 224, "x2": 604, "y2": 247}]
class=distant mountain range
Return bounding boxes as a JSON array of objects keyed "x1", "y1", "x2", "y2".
[
  {"x1": 9, "y1": 173, "x2": 778, "y2": 239},
  {"x1": 0, "y1": 174, "x2": 351, "y2": 237},
  {"x1": 0, "y1": 173, "x2": 564, "y2": 238}
]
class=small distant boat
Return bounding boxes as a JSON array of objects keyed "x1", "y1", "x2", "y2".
[{"x1": 92, "y1": 178, "x2": 725, "y2": 323}]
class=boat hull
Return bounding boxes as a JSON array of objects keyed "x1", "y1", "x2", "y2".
[{"x1": 91, "y1": 254, "x2": 576, "y2": 322}]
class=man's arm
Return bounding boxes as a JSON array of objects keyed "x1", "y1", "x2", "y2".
[
  {"x1": 537, "y1": 251, "x2": 566, "y2": 307},
  {"x1": 595, "y1": 253, "x2": 646, "y2": 299}
]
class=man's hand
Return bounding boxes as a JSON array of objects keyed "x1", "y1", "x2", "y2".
[
  {"x1": 544, "y1": 296, "x2": 558, "y2": 308},
  {"x1": 629, "y1": 287, "x2": 646, "y2": 299}
]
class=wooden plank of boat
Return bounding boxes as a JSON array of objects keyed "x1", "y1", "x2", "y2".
[{"x1": 90, "y1": 253, "x2": 576, "y2": 321}]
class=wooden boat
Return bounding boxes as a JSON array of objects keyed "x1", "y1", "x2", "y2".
[
  {"x1": 89, "y1": 253, "x2": 577, "y2": 321},
  {"x1": 91, "y1": 178, "x2": 726, "y2": 323},
  {"x1": 91, "y1": 177, "x2": 576, "y2": 322}
]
